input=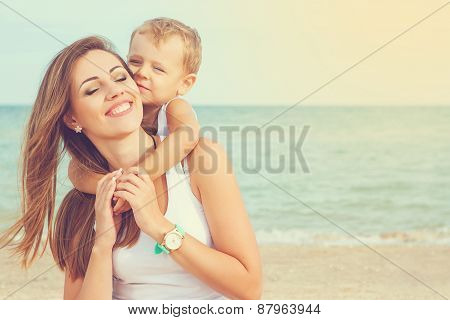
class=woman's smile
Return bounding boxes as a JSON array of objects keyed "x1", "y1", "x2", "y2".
[{"x1": 105, "y1": 101, "x2": 134, "y2": 118}]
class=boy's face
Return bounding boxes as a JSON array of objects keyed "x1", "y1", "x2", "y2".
[{"x1": 128, "y1": 33, "x2": 186, "y2": 107}]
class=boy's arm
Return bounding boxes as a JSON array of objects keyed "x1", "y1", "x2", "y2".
[
  {"x1": 68, "y1": 158, "x2": 105, "y2": 195},
  {"x1": 140, "y1": 99, "x2": 200, "y2": 180}
]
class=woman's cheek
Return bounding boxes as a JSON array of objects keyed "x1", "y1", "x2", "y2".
[
  {"x1": 127, "y1": 79, "x2": 139, "y2": 91},
  {"x1": 88, "y1": 95, "x2": 106, "y2": 115}
]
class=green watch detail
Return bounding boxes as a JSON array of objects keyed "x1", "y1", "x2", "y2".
[
  {"x1": 154, "y1": 224, "x2": 185, "y2": 255},
  {"x1": 154, "y1": 242, "x2": 170, "y2": 254},
  {"x1": 176, "y1": 224, "x2": 185, "y2": 235}
]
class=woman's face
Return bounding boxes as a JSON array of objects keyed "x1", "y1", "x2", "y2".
[{"x1": 68, "y1": 49, "x2": 143, "y2": 140}]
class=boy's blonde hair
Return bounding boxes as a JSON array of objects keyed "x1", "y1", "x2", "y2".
[{"x1": 130, "y1": 17, "x2": 202, "y2": 74}]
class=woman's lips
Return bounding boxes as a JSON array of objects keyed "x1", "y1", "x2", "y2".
[{"x1": 106, "y1": 102, "x2": 134, "y2": 118}]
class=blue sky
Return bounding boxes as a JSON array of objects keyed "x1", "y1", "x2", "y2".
[{"x1": 0, "y1": 0, "x2": 449, "y2": 107}]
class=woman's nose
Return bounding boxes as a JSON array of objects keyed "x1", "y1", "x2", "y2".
[{"x1": 105, "y1": 81, "x2": 125, "y2": 101}]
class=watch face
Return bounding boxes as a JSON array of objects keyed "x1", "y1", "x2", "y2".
[{"x1": 165, "y1": 233, "x2": 182, "y2": 250}]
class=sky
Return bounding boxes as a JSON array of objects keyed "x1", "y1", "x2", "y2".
[{"x1": 0, "y1": 0, "x2": 449, "y2": 107}]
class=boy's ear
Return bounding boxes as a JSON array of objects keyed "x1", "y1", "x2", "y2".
[{"x1": 177, "y1": 73, "x2": 197, "y2": 96}]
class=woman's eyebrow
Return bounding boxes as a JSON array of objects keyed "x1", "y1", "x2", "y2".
[
  {"x1": 109, "y1": 65, "x2": 123, "y2": 73},
  {"x1": 79, "y1": 66, "x2": 124, "y2": 90},
  {"x1": 79, "y1": 76, "x2": 98, "y2": 90}
]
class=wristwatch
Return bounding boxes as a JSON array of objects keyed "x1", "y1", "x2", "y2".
[{"x1": 154, "y1": 224, "x2": 185, "y2": 254}]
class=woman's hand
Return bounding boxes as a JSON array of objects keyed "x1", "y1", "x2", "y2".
[
  {"x1": 93, "y1": 169, "x2": 123, "y2": 249},
  {"x1": 113, "y1": 167, "x2": 163, "y2": 239}
]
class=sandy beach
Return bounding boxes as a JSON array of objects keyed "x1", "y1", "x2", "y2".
[{"x1": 0, "y1": 244, "x2": 449, "y2": 300}]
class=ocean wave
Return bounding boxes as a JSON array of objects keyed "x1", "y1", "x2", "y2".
[{"x1": 255, "y1": 227, "x2": 450, "y2": 246}]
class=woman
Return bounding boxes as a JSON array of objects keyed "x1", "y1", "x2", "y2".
[{"x1": 0, "y1": 36, "x2": 262, "y2": 300}]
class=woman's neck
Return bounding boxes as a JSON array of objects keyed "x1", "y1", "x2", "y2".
[{"x1": 89, "y1": 127, "x2": 155, "y2": 172}]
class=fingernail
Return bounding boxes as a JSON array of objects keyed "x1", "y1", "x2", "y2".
[{"x1": 112, "y1": 176, "x2": 116, "y2": 182}]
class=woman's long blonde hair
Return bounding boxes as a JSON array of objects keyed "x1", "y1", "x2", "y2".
[{"x1": 0, "y1": 36, "x2": 145, "y2": 280}]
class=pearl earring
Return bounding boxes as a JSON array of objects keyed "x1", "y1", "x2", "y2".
[{"x1": 74, "y1": 125, "x2": 82, "y2": 133}]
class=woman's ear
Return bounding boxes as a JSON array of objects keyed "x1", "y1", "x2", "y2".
[
  {"x1": 63, "y1": 112, "x2": 79, "y2": 130},
  {"x1": 177, "y1": 73, "x2": 197, "y2": 96}
]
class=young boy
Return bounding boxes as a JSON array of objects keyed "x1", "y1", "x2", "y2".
[{"x1": 68, "y1": 18, "x2": 202, "y2": 213}]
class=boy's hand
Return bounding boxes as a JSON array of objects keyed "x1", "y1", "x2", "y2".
[
  {"x1": 112, "y1": 196, "x2": 132, "y2": 215},
  {"x1": 112, "y1": 167, "x2": 147, "y2": 215},
  {"x1": 113, "y1": 166, "x2": 163, "y2": 238}
]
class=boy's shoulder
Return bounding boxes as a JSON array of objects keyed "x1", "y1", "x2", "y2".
[
  {"x1": 165, "y1": 96, "x2": 192, "y2": 111},
  {"x1": 165, "y1": 97, "x2": 197, "y2": 118}
]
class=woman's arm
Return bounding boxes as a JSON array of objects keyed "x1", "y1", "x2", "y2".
[
  {"x1": 64, "y1": 245, "x2": 113, "y2": 300},
  {"x1": 148, "y1": 138, "x2": 263, "y2": 299},
  {"x1": 176, "y1": 139, "x2": 262, "y2": 299},
  {"x1": 113, "y1": 140, "x2": 262, "y2": 299},
  {"x1": 64, "y1": 170, "x2": 123, "y2": 299}
]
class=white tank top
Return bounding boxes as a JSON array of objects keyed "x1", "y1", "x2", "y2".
[
  {"x1": 112, "y1": 100, "x2": 226, "y2": 300},
  {"x1": 157, "y1": 96, "x2": 198, "y2": 136}
]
